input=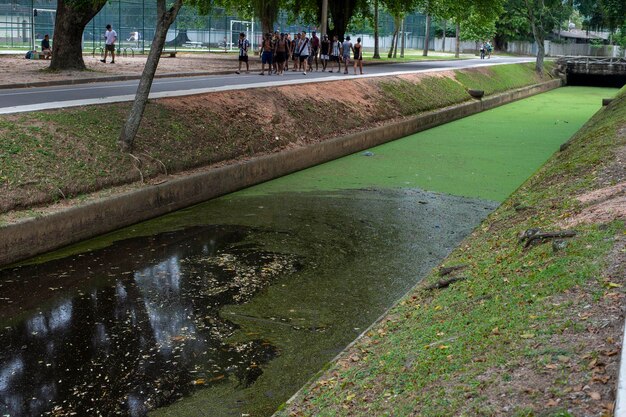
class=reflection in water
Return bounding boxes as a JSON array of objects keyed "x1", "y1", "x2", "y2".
[
  {"x1": 0, "y1": 226, "x2": 298, "y2": 416},
  {"x1": 1, "y1": 188, "x2": 497, "y2": 417}
]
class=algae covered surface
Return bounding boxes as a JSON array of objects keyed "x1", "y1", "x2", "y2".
[
  {"x1": 0, "y1": 86, "x2": 620, "y2": 417},
  {"x1": 243, "y1": 87, "x2": 616, "y2": 202},
  {"x1": 277, "y1": 89, "x2": 626, "y2": 416}
]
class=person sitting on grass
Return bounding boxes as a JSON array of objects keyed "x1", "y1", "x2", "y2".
[{"x1": 41, "y1": 34, "x2": 52, "y2": 60}]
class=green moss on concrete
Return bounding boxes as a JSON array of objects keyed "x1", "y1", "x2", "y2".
[
  {"x1": 379, "y1": 76, "x2": 470, "y2": 116},
  {"x1": 454, "y1": 62, "x2": 555, "y2": 96}
]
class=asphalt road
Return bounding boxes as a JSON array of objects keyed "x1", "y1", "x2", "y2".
[{"x1": 0, "y1": 57, "x2": 534, "y2": 114}]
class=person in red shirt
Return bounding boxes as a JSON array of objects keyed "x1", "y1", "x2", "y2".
[{"x1": 310, "y1": 31, "x2": 320, "y2": 72}]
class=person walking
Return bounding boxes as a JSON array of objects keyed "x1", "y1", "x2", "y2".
[
  {"x1": 274, "y1": 32, "x2": 289, "y2": 75},
  {"x1": 284, "y1": 33, "x2": 291, "y2": 71},
  {"x1": 341, "y1": 36, "x2": 353, "y2": 74},
  {"x1": 272, "y1": 31, "x2": 280, "y2": 74},
  {"x1": 329, "y1": 34, "x2": 341, "y2": 73},
  {"x1": 235, "y1": 32, "x2": 250, "y2": 74},
  {"x1": 291, "y1": 33, "x2": 300, "y2": 72},
  {"x1": 319, "y1": 34, "x2": 330, "y2": 72},
  {"x1": 297, "y1": 31, "x2": 310, "y2": 75},
  {"x1": 353, "y1": 37, "x2": 363, "y2": 74},
  {"x1": 101, "y1": 24, "x2": 117, "y2": 64},
  {"x1": 310, "y1": 31, "x2": 320, "y2": 71},
  {"x1": 259, "y1": 33, "x2": 273, "y2": 75}
]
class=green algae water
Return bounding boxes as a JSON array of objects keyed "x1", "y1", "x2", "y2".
[
  {"x1": 244, "y1": 86, "x2": 615, "y2": 202},
  {"x1": 0, "y1": 86, "x2": 616, "y2": 417}
]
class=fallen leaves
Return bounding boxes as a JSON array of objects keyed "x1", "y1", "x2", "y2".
[{"x1": 588, "y1": 391, "x2": 602, "y2": 400}]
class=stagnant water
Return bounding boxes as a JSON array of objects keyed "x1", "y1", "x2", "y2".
[{"x1": 0, "y1": 87, "x2": 617, "y2": 417}]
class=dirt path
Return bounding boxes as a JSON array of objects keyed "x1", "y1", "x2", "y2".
[{"x1": 0, "y1": 53, "x2": 253, "y2": 85}]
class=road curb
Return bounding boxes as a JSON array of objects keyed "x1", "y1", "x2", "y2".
[
  {"x1": 0, "y1": 70, "x2": 233, "y2": 90},
  {"x1": 0, "y1": 78, "x2": 562, "y2": 268},
  {"x1": 0, "y1": 57, "x2": 462, "y2": 90}
]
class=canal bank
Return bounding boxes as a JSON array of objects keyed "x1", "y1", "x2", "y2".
[
  {"x1": 277, "y1": 87, "x2": 626, "y2": 416},
  {"x1": 1, "y1": 62, "x2": 558, "y2": 267},
  {"x1": 1, "y1": 74, "x2": 561, "y2": 268},
  {"x1": 2, "y1": 83, "x2": 620, "y2": 415},
  {"x1": 0, "y1": 86, "x2": 615, "y2": 417}
]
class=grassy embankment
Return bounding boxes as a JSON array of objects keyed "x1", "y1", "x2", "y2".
[
  {"x1": 0, "y1": 62, "x2": 552, "y2": 216},
  {"x1": 277, "y1": 87, "x2": 626, "y2": 416}
]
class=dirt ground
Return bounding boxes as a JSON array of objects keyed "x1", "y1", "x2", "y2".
[{"x1": 0, "y1": 52, "x2": 256, "y2": 85}]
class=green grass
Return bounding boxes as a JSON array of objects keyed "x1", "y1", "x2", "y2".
[
  {"x1": 275, "y1": 86, "x2": 626, "y2": 416},
  {"x1": 0, "y1": 63, "x2": 560, "y2": 215}
]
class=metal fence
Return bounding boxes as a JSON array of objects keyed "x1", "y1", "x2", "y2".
[{"x1": 0, "y1": 0, "x2": 434, "y2": 54}]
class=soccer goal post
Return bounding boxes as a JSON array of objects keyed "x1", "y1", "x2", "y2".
[
  {"x1": 229, "y1": 20, "x2": 254, "y2": 52},
  {"x1": 32, "y1": 8, "x2": 56, "y2": 51}
]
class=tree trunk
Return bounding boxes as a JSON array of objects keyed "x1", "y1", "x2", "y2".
[
  {"x1": 423, "y1": 14, "x2": 431, "y2": 56},
  {"x1": 442, "y1": 20, "x2": 446, "y2": 52},
  {"x1": 329, "y1": 0, "x2": 358, "y2": 40},
  {"x1": 49, "y1": 0, "x2": 107, "y2": 71},
  {"x1": 400, "y1": 18, "x2": 405, "y2": 57},
  {"x1": 525, "y1": 0, "x2": 545, "y2": 75},
  {"x1": 387, "y1": 28, "x2": 397, "y2": 58},
  {"x1": 455, "y1": 22, "x2": 460, "y2": 58},
  {"x1": 392, "y1": 16, "x2": 400, "y2": 58},
  {"x1": 260, "y1": 17, "x2": 272, "y2": 35},
  {"x1": 321, "y1": 0, "x2": 328, "y2": 36},
  {"x1": 118, "y1": 0, "x2": 183, "y2": 152},
  {"x1": 373, "y1": 0, "x2": 380, "y2": 59},
  {"x1": 165, "y1": 29, "x2": 190, "y2": 47},
  {"x1": 534, "y1": 32, "x2": 545, "y2": 73}
]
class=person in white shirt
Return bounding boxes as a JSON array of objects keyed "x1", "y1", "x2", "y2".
[{"x1": 101, "y1": 24, "x2": 117, "y2": 64}]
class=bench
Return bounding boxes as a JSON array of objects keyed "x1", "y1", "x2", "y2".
[
  {"x1": 161, "y1": 51, "x2": 177, "y2": 58},
  {"x1": 183, "y1": 41, "x2": 204, "y2": 48}
]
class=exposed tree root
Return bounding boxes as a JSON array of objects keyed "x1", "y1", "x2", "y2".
[
  {"x1": 518, "y1": 228, "x2": 577, "y2": 248},
  {"x1": 425, "y1": 276, "x2": 468, "y2": 290}
]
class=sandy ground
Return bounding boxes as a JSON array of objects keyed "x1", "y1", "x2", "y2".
[{"x1": 0, "y1": 52, "x2": 258, "y2": 85}]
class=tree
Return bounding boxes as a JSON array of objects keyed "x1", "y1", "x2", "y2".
[
  {"x1": 517, "y1": 0, "x2": 571, "y2": 73},
  {"x1": 495, "y1": 0, "x2": 532, "y2": 50},
  {"x1": 49, "y1": 0, "x2": 107, "y2": 70},
  {"x1": 118, "y1": 0, "x2": 185, "y2": 152},
  {"x1": 381, "y1": 0, "x2": 416, "y2": 58},
  {"x1": 373, "y1": 0, "x2": 381, "y2": 58},
  {"x1": 288, "y1": 0, "x2": 367, "y2": 39}
]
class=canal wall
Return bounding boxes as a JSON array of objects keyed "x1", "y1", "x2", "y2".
[{"x1": 0, "y1": 76, "x2": 561, "y2": 267}]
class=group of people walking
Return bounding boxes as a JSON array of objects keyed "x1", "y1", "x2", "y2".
[{"x1": 236, "y1": 31, "x2": 364, "y2": 76}]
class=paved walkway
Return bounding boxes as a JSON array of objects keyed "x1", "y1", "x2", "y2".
[{"x1": 0, "y1": 57, "x2": 534, "y2": 114}]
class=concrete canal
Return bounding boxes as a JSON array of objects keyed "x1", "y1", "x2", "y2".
[{"x1": 0, "y1": 86, "x2": 617, "y2": 417}]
